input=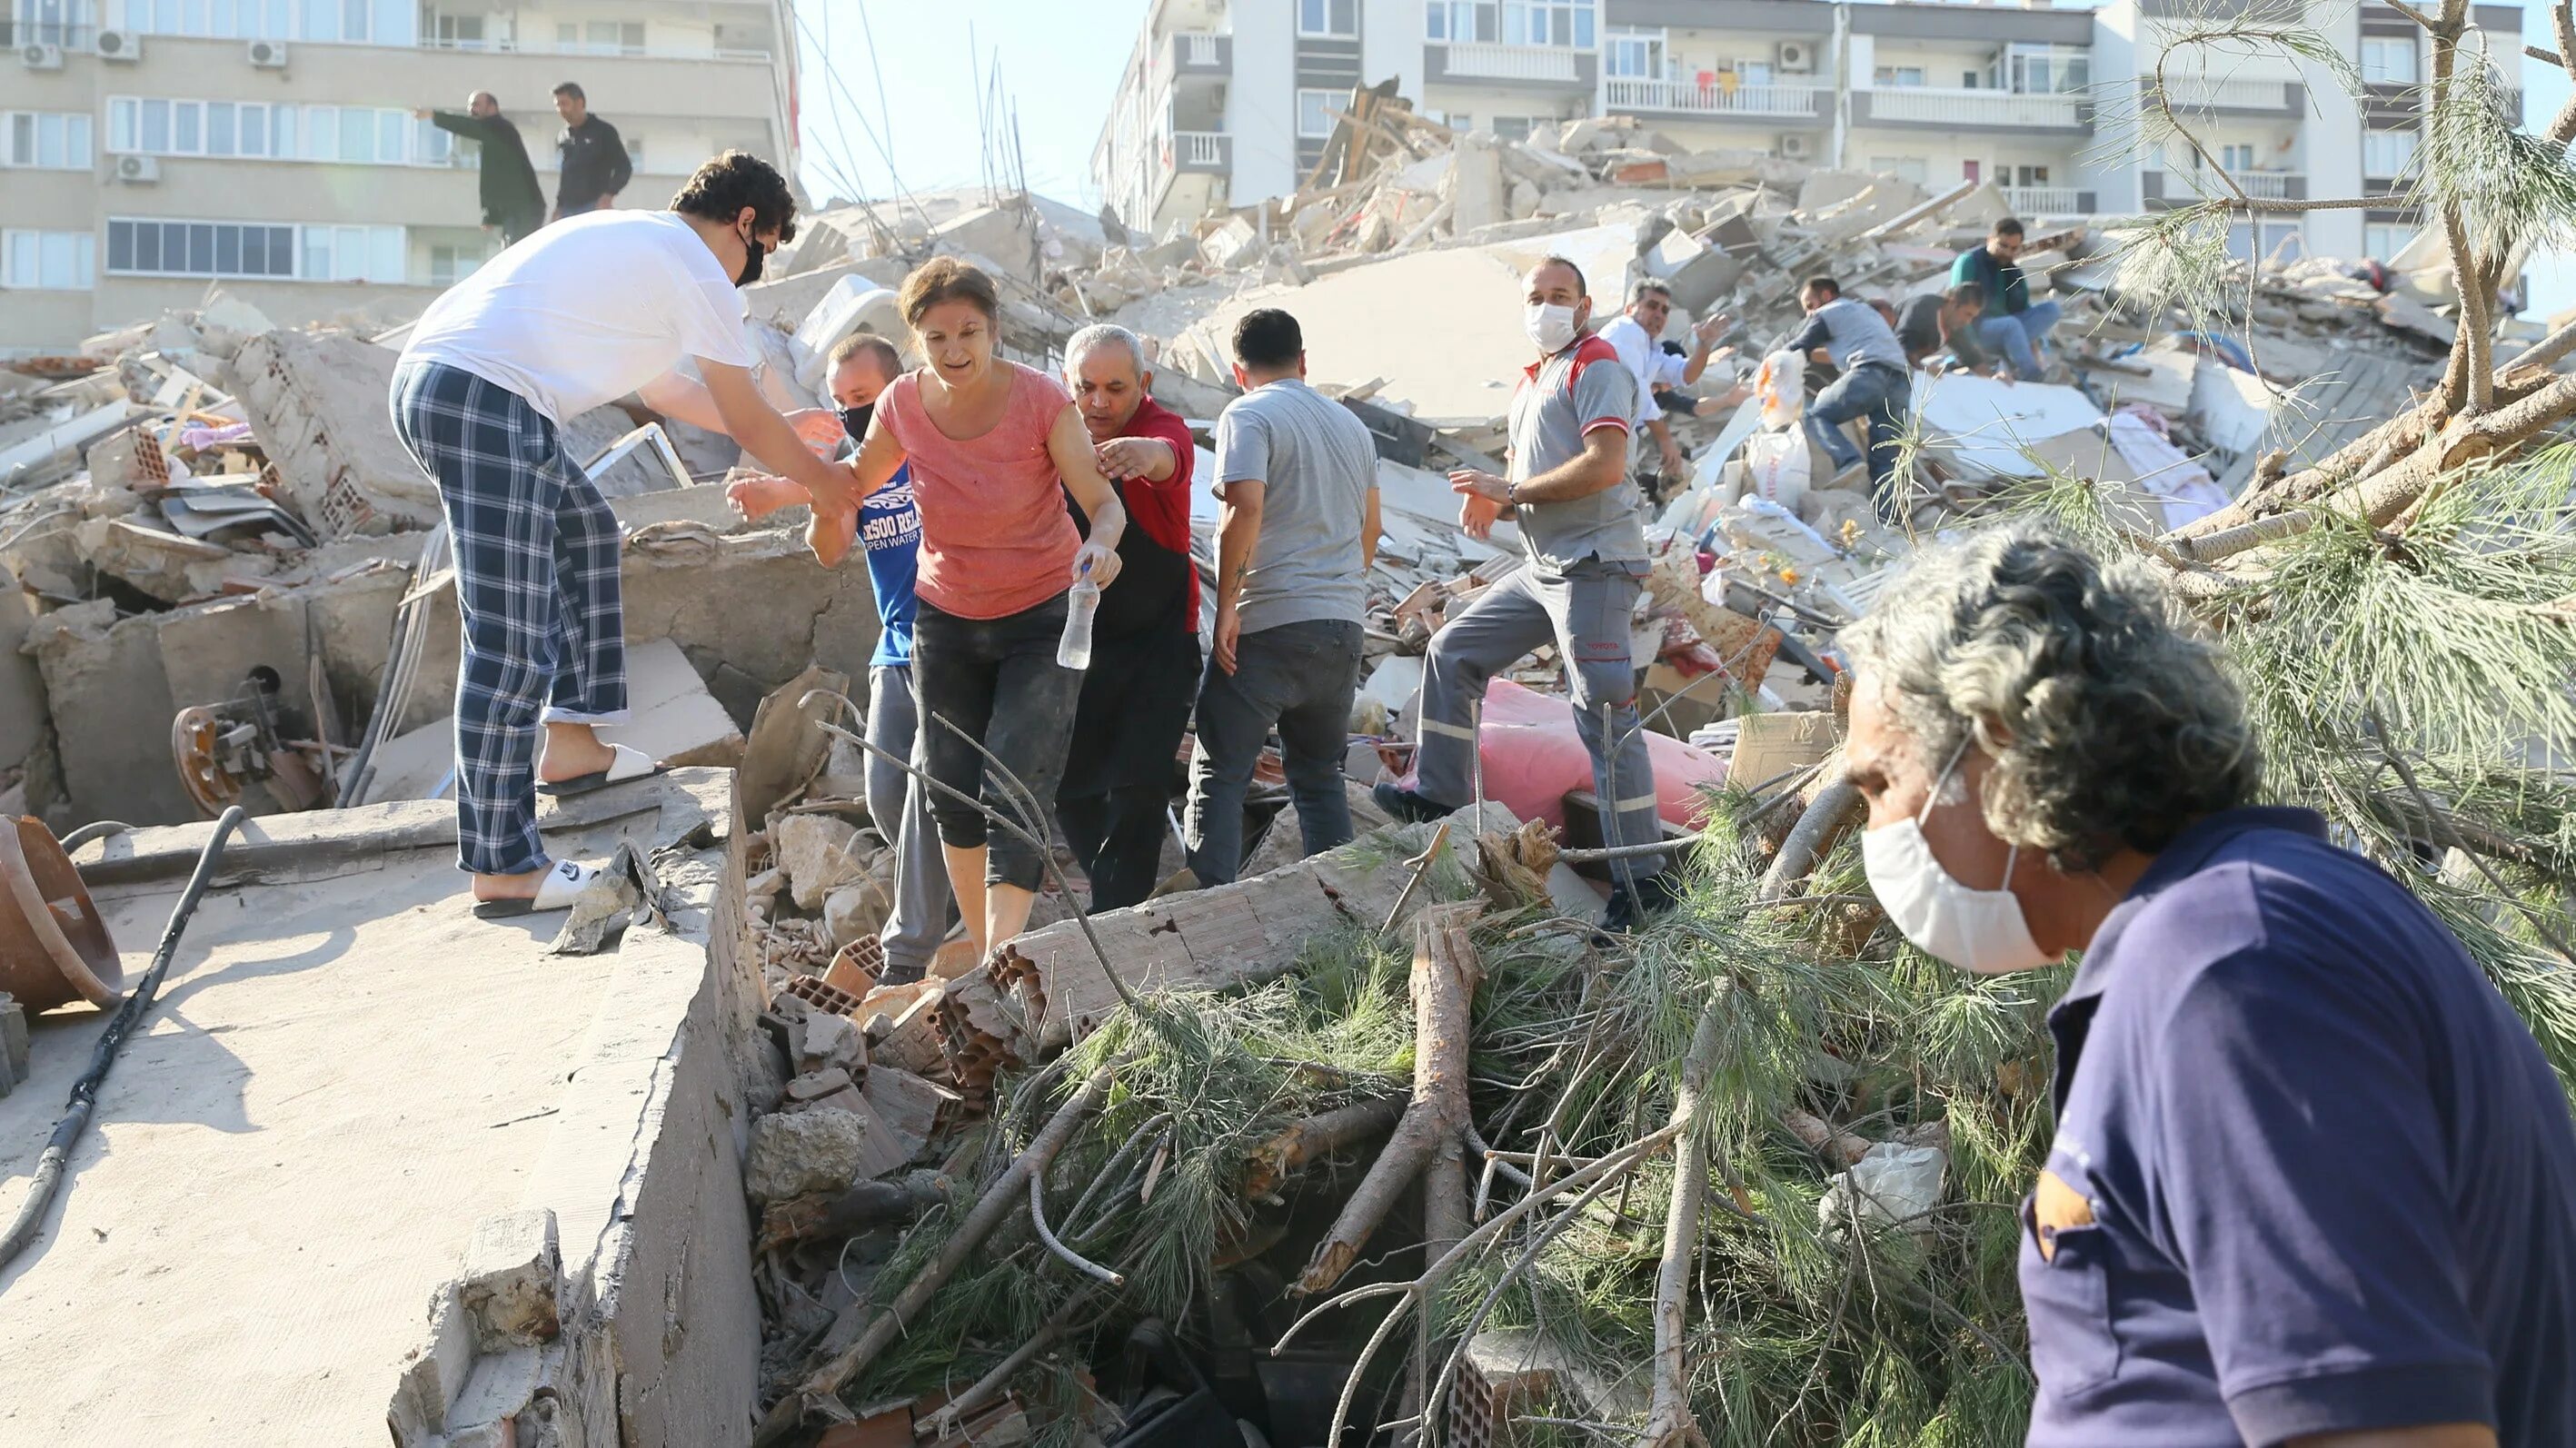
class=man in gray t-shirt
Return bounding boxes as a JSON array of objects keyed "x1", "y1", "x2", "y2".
[
  {"x1": 1183, "y1": 307, "x2": 1383, "y2": 886},
  {"x1": 1378, "y1": 255, "x2": 1676, "y2": 931}
]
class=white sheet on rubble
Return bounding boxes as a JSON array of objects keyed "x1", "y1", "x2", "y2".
[
  {"x1": 1913, "y1": 373, "x2": 2104, "y2": 479},
  {"x1": 2105, "y1": 412, "x2": 2231, "y2": 530}
]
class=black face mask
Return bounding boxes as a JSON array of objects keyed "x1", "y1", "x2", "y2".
[
  {"x1": 735, "y1": 223, "x2": 765, "y2": 287},
  {"x1": 839, "y1": 403, "x2": 872, "y2": 441}
]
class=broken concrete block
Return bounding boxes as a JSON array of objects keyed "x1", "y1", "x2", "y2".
[
  {"x1": 1644, "y1": 228, "x2": 1745, "y2": 315},
  {"x1": 744, "y1": 1106, "x2": 870, "y2": 1203},
  {"x1": 1442, "y1": 134, "x2": 1507, "y2": 233},
  {"x1": 386, "y1": 1284, "x2": 479, "y2": 1438},
  {"x1": 72, "y1": 516, "x2": 234, "y2": 605},
  {"x1": 824, "y1": 877, "x2": 895, "y2": 950},
  {"x1": 863, "y1": 1065, "x2": 962, "y2": 1163},
  {"x1": 785, "y1": 1067, "x2": 858, "y2": 1105},
  {"x1": 799, "y1": 1009, "x2": 867, "y2": 1077},
  {"x1": 1198, "y1": 216, "x2": 1262, "y2": 271},
  {"x1": 443, "y1": 1344, "x2": 546, "y2": 1445},
  {"x1": 777, "y1": 812, "x2": 874, "y2": 911},
  {"x1": 739, "y1": 666, "x2": 850, "y2": 821},
  {"x1": 229, "y1": 327, "x2": 444, "y2": 537},
  {"x1": 456, "y1": 1208, "x2": 563, "y2": 1352},
  {"x1": 601, "y1": 637, "x2": 746, "y2": 771}
]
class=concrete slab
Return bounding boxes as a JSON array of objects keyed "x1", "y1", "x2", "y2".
[{"x1": 0, "y1": 769, "x2": 761, "y2": 1447}]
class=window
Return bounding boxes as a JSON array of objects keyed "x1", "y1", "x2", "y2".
[
  {"x1": 9, "y1": 0, "x2": 95, "y2": 45},
  {"x1": 2219, "y1": 143, "x2": 2255, "y2": 171},
  {"x1": 295, "y1": 223, "x2": 403, "y2": 281},
  {"x1": 2364, "y1": 223, "x2": 2417, "y2": 261},
  {"x1": 106, "y1": 217, "x2": 301, "y2": 278},
  {"x1": 1505, "y1": 0, "x2": 1593, "y2": 47},
  {"x1": 1605, "y1": 26, "x2": 1664, "y2": 79},
  {"x1": 1492, "y1": 115, "x2": 1539, "y2": 142},
  {"x1": 3, "y1": 112, "x2": 93, "y2": 169},
  {"x1": 2360, "y1": 36, "x2": 2418, "y2": 84},
  {"x1": 428, "y1": 241, "x2": 491, "y2": 285},
  {"x1": 2000, "y1": 45, "x2": 2090, "y2": 94},
  {"x1": 2363, "y1": 126, "x2": 2417, "y2": 178},
  {"x1": 1870, "y1": 155, "x2": 1928, "y2": 185},
  {"x1": 2226, "y1": 219, "x2": 2303, "y2": 263},
  {"x1": 1426, "y1": 2, "x2": 1493, "y2": 41},
  {"x1": 1874, "y1": 66, "x2": 1925, "y2": 87},
  {"x1": 1297, "y1": 88, "x2": 1337, "y2": 139},
  {"x1": 2, "y1": 230, "x2": 95, "y2": 290},
  {"x1": 426, "y1": 11, "x2": 484, "y2": 47},
  {"x1": 1298, "y1": 0, "x2": 1356, "y2": 36}
]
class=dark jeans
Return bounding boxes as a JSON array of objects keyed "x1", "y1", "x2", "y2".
[
  {"x1": 1184, "y1": 618, "x2": 1364, "y2": 887},
  {"x1": 1805, "y1": 362, "x2": 1911, "y2": 524},
  {"x1": 912, "y1": 594, "x2": 1082, "y2": 892},
  {"x1": 1061, "y1": 786, "x2": 1169, "y2": 913}
]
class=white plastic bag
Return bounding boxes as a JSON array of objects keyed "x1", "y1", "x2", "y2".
[
  {"x1": 1741, "y1": 429, "x2": 1812, "y2": 512},
  {"x1": 1753, "y1": 349, "x2": 1805, "y2": 431}
]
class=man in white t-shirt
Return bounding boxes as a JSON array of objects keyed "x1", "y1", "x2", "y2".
[
  {"x1": 392, "y1": 150, "x2": 853, "y2": 918},
  {"x1": 1592, "y1": 280, "x2": 1728, "y2": 497}
]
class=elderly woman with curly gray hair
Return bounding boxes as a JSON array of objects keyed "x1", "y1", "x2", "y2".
[{"x1": 1839, "y1": 520, "x2": 2576, "y2": 1448}]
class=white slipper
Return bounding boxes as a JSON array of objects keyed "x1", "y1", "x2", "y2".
[
  {"x1": 537, "y1": 742, "x2": 667, "y2": 798},
  {"x1": 472, "y1": 858, "x2": 601, "y2": 918}
]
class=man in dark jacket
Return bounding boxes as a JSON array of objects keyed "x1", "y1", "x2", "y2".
[
  {"x1": 415, "y1": 93, "x2": 546, "y2": 245},
  {"x1": 1950, "y1": 218, "x2": 2061, "y2": 378},
  {"x1": 551, "y1": 82, "x2": 632, "y2": 222}
]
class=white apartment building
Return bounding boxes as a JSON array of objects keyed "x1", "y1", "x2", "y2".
[
  {"x1": 0, "y1": 0, "x2": 800, "y2": 353},
  {"x1": 1091, "y1": 0, "x2": 2523, "y2": 266}
]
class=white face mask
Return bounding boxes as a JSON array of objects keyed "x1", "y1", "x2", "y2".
[
  {"x1": 1860, "y1": 738, "x2": 2052, "y2": 975},
  {"x1": 1524, "y1": 302, "x2": 1580, "y2": 354}
]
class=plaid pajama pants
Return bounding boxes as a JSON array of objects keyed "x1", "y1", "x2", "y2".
[{"x1": 390, "y1": 361, "x2": 627, "y2": 877}]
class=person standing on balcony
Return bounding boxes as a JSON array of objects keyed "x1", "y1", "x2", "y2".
[
  {"x1": 552, "y1": 82, "x2": 632, "y2": 223},
  {"x1": 1951, "y1": 218, "x2": 2062, "y2": 379},
  {"x1": 414, "y1": 92, "x2": 546, "y2": 246}
]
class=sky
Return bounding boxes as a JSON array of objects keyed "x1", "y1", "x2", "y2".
[
  {"x1": 790, "y1": 0, "x2": 2572, "y2": 313},
  {"x1": 790, "y1": 0, "x2": 1149, "y2": 213}
]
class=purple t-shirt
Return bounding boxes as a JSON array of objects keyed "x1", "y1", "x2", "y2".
[{"x1": 2025, "y1": 807, "x2": 2576, "y2": 1444}]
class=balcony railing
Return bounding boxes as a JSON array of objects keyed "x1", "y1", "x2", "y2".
[
  {"x1": 2149, "y1": 168, "x2": 2308, "y2": 202},
  {"x1": 1170, "y1": 131, "x2": 1229, "y2": 173},
  {"x1": 1865, "y1": 86, "x2": 2084, "y2": 128},
  {"x1": 1180, "y1": 32, "x2": 1221, "y2": 66},
  {"x1": 1604, "y1": 76, "x2": 1825, "y2": 118},
  {"x1": 1443, "y1": 41, "x2": 1581, "y2": 82},
  {"x1": 2000, "y1": 185, "x2": 2087, "y2": 213}
]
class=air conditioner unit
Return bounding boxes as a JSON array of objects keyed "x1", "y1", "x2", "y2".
[
  {"x1": 94, "y1": 27, "x2": 143, "y2": 60},
  {"x1": 1778, "y1": 134, "x2": 1814, "y2": 160},
  {"x1": 246, "y1": 38, "x2": 287, "y2": 67},
  {"x1": 18, "y1": 42, "x2": 64, "y2": 69},
  {"x1": 1776, "y1": 40, "x2": 1815, "y2": 74},
  {"x1": 116, "y1": 154, "x2": 161, "y2": 183}
]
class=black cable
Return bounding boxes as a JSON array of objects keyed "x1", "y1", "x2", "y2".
[
  {"x1": 55, "y1": 820, "x2": 130, "y2": 852},
  {"x1": 0, "y1": 806, "x2": 244, "y2": 1274}
]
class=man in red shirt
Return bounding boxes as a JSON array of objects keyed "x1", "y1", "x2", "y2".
[{"x1": 1059, "y1": 324, "x2": 1202, "y2": 911}]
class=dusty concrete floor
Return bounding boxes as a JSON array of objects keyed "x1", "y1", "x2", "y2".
[{"x1": 0, "y1": 786, "x2": 716, "y2": 1443}]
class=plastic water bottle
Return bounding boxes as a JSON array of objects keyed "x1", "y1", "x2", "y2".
[{"x1": 1057, "y1": 580, "x2": 1100, "y2": 670}]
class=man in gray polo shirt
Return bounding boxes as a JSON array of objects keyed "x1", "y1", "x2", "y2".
[
  {"x1": 1183, "y1": 307, "x2": 1383, "y2": 886},
  {"x1": 1785, "y1": 273, "x2": 1915, "y2": 521},
  {"x1": 1377, "y1": 255, "x2": 1675, "y2": 929}
]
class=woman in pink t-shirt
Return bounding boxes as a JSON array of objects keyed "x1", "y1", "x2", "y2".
[{"x1": 733, "y1": 258, "x2": 1128, "y2": 962}]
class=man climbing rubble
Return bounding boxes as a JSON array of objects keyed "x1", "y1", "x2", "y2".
[
  {"x1": 1057, "y1": 323, "x2": 1200, "y2": 913},
  {"x1": 1378, "y1": 255, "x2": 1676, "y2": 930},
  {"x1": 390, "y1": 151, "x2": 852, "y2": 917},
  {"x1": 1594, "y1": 281, "x2": 1728, "y2": 503},
  {"x1": 1785, "y1": 274, "x2": 1913, "y2": 524},
  {"x1": 1184, "y1": 308, "x2": 1380, "y2": 888},
  {"x1": 1895, "y1": 282, "x2": 2004, "y2": 379},
  {"x1": 1952, "y1": 218, "x2": 2061, "y2": 381},
  {"x1": 1842, "y1": 522, "x2": 2576, "y2": 1445}
]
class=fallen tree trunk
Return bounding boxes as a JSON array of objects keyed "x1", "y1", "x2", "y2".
[
  {"x1": 1297, "y1": 903, "x2": 1484, "y2": 1296},
  {"x1": 1639, "y1": 987, "x2": 1731, "y2": 1448},
  {"x1": 752, "y1": 1062, "x2": 1120, "y2": 1445},
  {"x1": 1242, "y1": 1097, "x2": 1407, "y2": 1201},
  {"x1": 1759, "y1": 773, "x2": 1862, "y2": 902}
]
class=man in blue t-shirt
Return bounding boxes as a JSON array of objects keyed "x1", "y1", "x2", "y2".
[
  {"x1": 829, "y1": 334, "x2": 950, "y2": 985},
  {"x1": 1840, "y1": 521, "x2": 2576, "y2": 1448}
]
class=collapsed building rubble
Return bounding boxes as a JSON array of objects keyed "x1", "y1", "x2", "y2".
[{"x1": 0, "y1": 65, "x2": 2569, "y2": 1444}]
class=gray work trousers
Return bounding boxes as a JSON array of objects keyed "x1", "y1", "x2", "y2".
[
  {"x1": 1415, "y1": 559, "x2": 1665, "y2": 887},
  {"x1": 867, "y1": 664, "x2": 952, "y2": 983}
]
